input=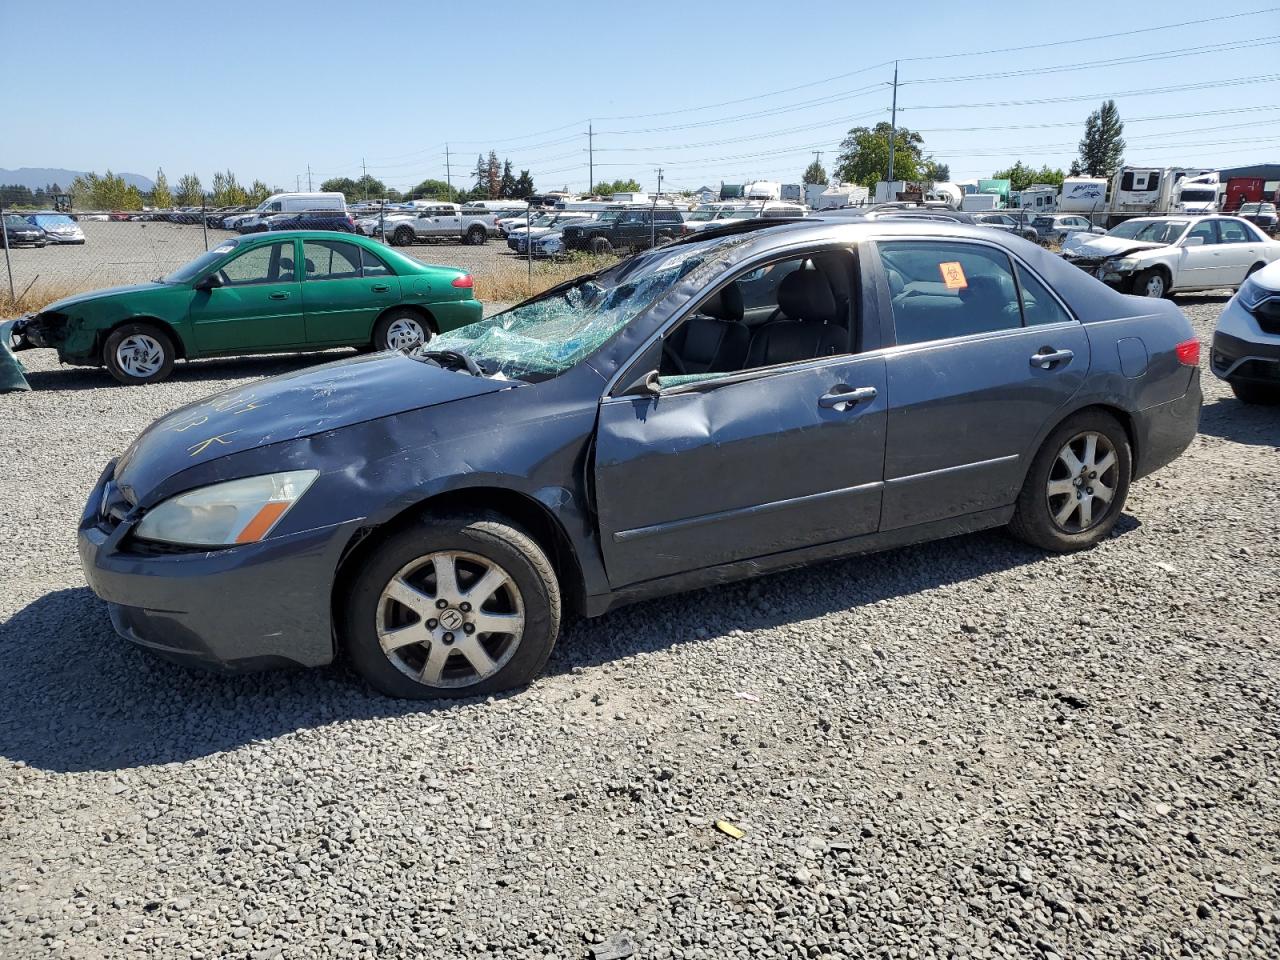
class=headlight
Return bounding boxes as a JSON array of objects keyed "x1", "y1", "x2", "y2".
[
  {"x1": 134, "y1": 470, "x2": 318, "y2": 546},
  {"x1": 1236, "y1": 274, "x2": 1272, "y2": 311},
  {"x1": 1104, "y1": 258, "x2": 1139, "y2": 272}
]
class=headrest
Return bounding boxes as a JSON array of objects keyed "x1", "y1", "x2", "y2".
[
  {"x1": 959, "y1": 273, "x2": 1009, "y2": 305},
  {"x1": 778, "y1": 269, "x2": 837, "y2": 323},
  {"x1": 304, "y1": 258, "x2": 316, "y2": 273},
  {"x1": 280, "y1": 257, "x2": 295, "y2": 271},
  {"x1": 702, "y1": 282, "x2": 744, "y2": 322}
]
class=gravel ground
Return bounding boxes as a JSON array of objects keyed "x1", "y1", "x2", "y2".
[
  {"x1": 1, "y1": 294, "x2": 1278, "y2": 959},
  {"x1": 3, "y1": 222, "x2": 515, "y2": 295}
]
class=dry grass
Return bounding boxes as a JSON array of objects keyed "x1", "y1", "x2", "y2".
[
  {"x1": 471, "y1": 253, "x2": 619, "y2": 304},
  {"x1": 2, "y1": 256, "x2": 618, "y2": 319}
]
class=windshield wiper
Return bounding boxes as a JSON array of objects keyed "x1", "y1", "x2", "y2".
[{"x1": 413, "y1": 348, "x2": 486, "y2": 377}]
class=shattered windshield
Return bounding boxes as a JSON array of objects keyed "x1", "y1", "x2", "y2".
[
  {"x1": 430, "y1": 235, "x2": 745, "y2": 381},
  {"x1": 1106, "y1": 219, "x2": 1188, "y2": 244}
]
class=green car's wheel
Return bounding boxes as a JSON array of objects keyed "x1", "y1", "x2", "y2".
[
  {"x1": 103, "y1": 323, "x2": 176, "y2": 386},
  {"x1": 374, "y1": 310, "x2": 429, "y2": 352}
]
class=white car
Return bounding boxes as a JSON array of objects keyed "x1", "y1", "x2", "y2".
[
  {"x1": 1211, "y1": 258, "x2": 1280, "y2": 404},
  {"x1": 1061, "y1": 216, "x2": 1280, "y2": 298}
]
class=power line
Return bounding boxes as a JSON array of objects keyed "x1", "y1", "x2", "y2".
[
  {"x1": 913, "y1": 104, "x2": 1280, "y2": 133},
  {"x1": 901, "y1": 74, "x2": 1280, "y2": 110}
]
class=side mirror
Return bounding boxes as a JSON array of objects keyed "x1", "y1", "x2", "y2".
[
  {"x1": 1182, "y1": 236, "x2": 1204, "y2": 247},
  {"x1": 194, "y1": 273, "x2": 222, "y2": 291},
  {"x1": 619, "y1": 368, "x2": 662, "y2": 398}
]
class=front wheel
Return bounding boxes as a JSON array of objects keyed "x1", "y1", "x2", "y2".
[
  {"x1": 1230, "y1": 381, "x2": 1280, "y2": 405},
  {"x1": 103, "y1": 323, "x2": 176, "y2": 385},
  {"x1": 1008, "y1": 410, "x2": 1132, "y2": 552},
  {"x1": 1131, "y1": 268, "x2": 1168, "y2": 299},
  {"x1": 342, "y1": 512, "x2": 562, "y2": 699},
  {"x1": 589, "y1": 236, "x2": 613, "y2": 255}
]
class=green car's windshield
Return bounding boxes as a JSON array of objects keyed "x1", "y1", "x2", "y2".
[
  {"x1": 430, "y1": 235, "x2": 746, "y2": 381},
  {"x1": 162, "y1": 239, "x2": 241, "y2": 283}
]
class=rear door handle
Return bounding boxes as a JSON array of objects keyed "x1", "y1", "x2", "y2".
[
  {"x1": 269, "y1": 292, "x2": 290, "y2": 301},
  {"x1": 818, "y1": 385, "x2": 878, "y2": 409},
  {"x1": 370, "y1": 284, "x2": 390, "y2": 293},
  {"x1": 1030, "y1": 348, "x2": 1074, "y2": 369}
]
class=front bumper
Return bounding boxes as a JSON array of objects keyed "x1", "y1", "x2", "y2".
[
  {"x1": 1212, "y1": 330, "x2": 1280, "y2": 385},
  {"x1": 78, "y1": 465, "x2": 360, "y2": 673}
]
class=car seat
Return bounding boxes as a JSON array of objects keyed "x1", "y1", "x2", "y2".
[
  {"x1": 745, "y1": 270, "x2": 847, "y2": 367},
  {"x1": 665, "y1": 283, "x2": 750, "y2": 374}
]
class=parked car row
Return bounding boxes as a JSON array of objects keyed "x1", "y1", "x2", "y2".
[{"x1": 1, "y1": 212, "x2": 86, "y2": 246}]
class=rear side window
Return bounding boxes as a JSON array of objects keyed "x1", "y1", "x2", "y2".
[
  {"x1": 879, "y1": 241, "x2": 1023, "y2": 346},
  {"x1": 1016, "y1": 264, "x2": 1073, "y2": 327},
  {"x1": 361, "y1": 246, "x2": 393, "y2": 277},
  {"x1": 302, "y1": 240, "x2": 362, "y2": 280},
  {"x1": 1217, "y1": 219, "x2": 1252, "y2": 243}
]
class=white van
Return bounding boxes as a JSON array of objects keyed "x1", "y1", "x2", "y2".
[{"x1": 255, "y1": 192, "x2": 347, "y2": 213}]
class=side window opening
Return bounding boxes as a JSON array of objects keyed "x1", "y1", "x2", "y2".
[
  {"x1": 1016, "y1": 264, "x2": 1073, "y2": 327},
  {"x1": 656, "y1": 250, "x2": 858, "y2": 387}
]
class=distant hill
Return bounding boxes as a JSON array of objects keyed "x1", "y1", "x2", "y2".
[{"x1": 0, "y1": 167, "x2": 154, "y2": 192}]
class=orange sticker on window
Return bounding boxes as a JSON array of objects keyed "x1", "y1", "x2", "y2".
[{"x1": 939, "y1": 261, "x2": 968, "y2": 289}]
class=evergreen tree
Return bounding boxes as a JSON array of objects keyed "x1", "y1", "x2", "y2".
[
  {"x1": 801, "y1": 159, "x2": 828, "y2": 185},
  {"x1": 1077, "y1": 100, "x2": 1125, "y2": 178},
  {"x1": 248, "y1": 180, "x2": 271, "y2": 204},
  {"x1": 486, "y1": 151, "x2": 501, "y2": 199},
  {"x1": 151, "y1": 168, "x2": 173, "y2": 209},
  {"x1": 512, "y1": 170, "x2": 535, "y2": 199},
  {"x1": 175, "y1": 173, "x2": 203, "y2": 206},
  {"x1": 472, "y1": 154, "x2": 488, "y2": 196},
  {"x1": 499, "y1": 159, "x2": 517, "y2": 199}
]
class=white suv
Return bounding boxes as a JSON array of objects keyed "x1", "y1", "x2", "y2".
[
  {"x1": 1211, "y1": 258, "x2": 1280, "y2": 404},
  {"x1": 1062, "y1": 215, "x2": 1280, "y2": 298}
]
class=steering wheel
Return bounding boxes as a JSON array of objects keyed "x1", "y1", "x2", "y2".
[{"x1": 662, "y1": 341, "x2": 687, "y2": 376}]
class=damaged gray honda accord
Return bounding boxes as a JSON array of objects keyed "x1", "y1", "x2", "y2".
[{"x1": 79, "y1": 219, "x2": 1202, "y2": 698}]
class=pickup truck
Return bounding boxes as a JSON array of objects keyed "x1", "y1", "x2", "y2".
[{"x1": 384, "y1": 202, "x2": 519, "y2": 246}]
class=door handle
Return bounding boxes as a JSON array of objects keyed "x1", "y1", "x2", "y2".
[
  {"x1": 370, "y1": 284, "x2": 390, "y2": 293},
  {"x1": 818, "y1": 385, "x2": 877, "y2": 409},
  {"x1": 1030, "y1": 347, "x2": 1074, "y2": 369},
  {"x1": 269, "y1": 292, "x2": 290, "y2": 300}
]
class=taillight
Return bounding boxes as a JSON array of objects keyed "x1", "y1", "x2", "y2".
[
  {"x1": 451, "y1": 274, "x2": 473, "y2": 289},
  {"x1": 1175, "y1": 338, "x2": 1201, "y2": 365}
]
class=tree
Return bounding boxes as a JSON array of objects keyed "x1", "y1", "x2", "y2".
[
  {"x1": 922, "y1": 161, "x2": 951, "y2": 182},
  {"x1": 512, "y1": 169, "x2": 535, "y2": 199},
  {"x1": 499, "y1": 159, "x2": 517, "y2": 199},
  {"x1": 1077, "y1": 99, "x2": 1125, "y2": 178},
  {"x1": 1068, "y1": 159, "x2": 1083, "y2": 177},
  {"x1": 321, "y1": 175, "x2": 390, "y2": 202},
  {"x1": 0, "y1": 184, "x2": 35, "y2": 206},
  {"x1": 802, "y1": 159, "x2": 828, "y2": 185},
  {"x1": 472, "y1": 154, "x2": 488, "y2": 197},
  {"x1": 175, "y1": 173, "x2": 203, "y2": 206},
  {"x1": 69, "y1": 171, "x2": 143, "y2": 210},
  {"x1": 406, "y1": 178, "x2": 457, "y2": 202},
  {"x1": 151, "y1": 168, "x2": 173, "y2": 209},
  {"x1": 486, "y1": 151, "x2": 501, "y2": 199},
  {"x1": 248, "y1": 180, "x2": 271, "y2": 204},
  {"x1": 591, "y1": 178, "x2": 643, "y2": 196},
  {"x1": 834, "y1": 122, "x2": 929, "y2": 188},
  {"x1": 991, "y1": 161, "x2": 1066, "y2": 192}
]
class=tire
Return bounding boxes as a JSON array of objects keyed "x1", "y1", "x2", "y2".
[
  {"x1": 1008, "y1": 410, "x2": 1132, "y2": 552},
  {"x1": 656, "y1": 231, "x2": 674, "y2": 245},
  {"x1": 1240, "y1": 263, "x2": 1265, "y2": 289},
  {"x1": 465, "y1": 225, "x2": 487, "y2": 246},
  {"x1": 342, "y1": 511, "x2": 562, "y2": 699},
  {"x1": 589, "y1": 236, "x2": 613, "y2": 255},
  {"x1": 1131, "y1": 268, "x2": 1169, "y2": 299},
  {"x1": 392, "y1": 226, "x2": 415, "y2": 247},
  {"x1": 1230, "y1": 381, "x2": 1280, "y2": 405},
  {"x1": 102, "y1": 323, "x2": 176, "y2": 385},
  {"x1": 372, "y1": 309, "x2": 430, "y2": 352}
]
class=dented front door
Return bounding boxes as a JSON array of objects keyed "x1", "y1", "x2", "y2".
[{"x1": 593, "y1": 355, "x2": 888, "y2": 588}]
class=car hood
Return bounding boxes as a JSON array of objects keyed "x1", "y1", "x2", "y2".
[
  {"x1": 40, "y1": 283, "x2": 166, "y2": 314},
  {"x1": 1063, "y1": 235, "x2": 1167, "y2": 259},
  {"x1": 113, "y1": 351, "x2": 513, "y2": 503}
]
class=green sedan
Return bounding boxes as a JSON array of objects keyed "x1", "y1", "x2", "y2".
[{"x1": 13, "y1": 231, "x2": 483, "y2": 385}]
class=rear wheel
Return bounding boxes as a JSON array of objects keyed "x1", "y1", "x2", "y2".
[
  {"x1": 1131, "y1": 268, "x2": 1168, "y2": 299},
  {"x1": 103, "y1": 323, "x2": 176, "y2": 385},
  {"x1": 342, "y1": 512, "x2": 561, "y2": 699},
  {"x1": 1009, "y1": 410, "x2": 1132, "y2": 552},
  {"x1": 392, "y1": 226, "x2": 415, "y2": 247},
  {"x1": 1230, "y1": 381, "x2": 1280, "y2": 405},
  {"x1": 465, "y1": 224, "x2": 487, "y2": 246},
  {"x1": 372, "y1": 309, "x2": 429, "y2": 352}
]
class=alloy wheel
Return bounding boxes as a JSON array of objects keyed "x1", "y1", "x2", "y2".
[
  {"x1": 1045, "y1": 431, "x2": 1119, "y2": 533},
  {"x1": 1143, "y1": 273, "x2": 1165, "y2": 298},
  {"x1": 384, "y1": 317, "x2": 425, "y2": 351},
  {"x1": 115, "y1": 334, "x2": 165, "y2": 379},
  {"x1": 376, "y1": 551, "x2": 525, "y2": 689}
]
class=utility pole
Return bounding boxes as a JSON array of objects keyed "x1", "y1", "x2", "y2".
[
  {"x1": 886, "y1": 61, "x2": 899, "y2": 187},
  {"x1": 650, "y1": 167, "x2": 663, "y2": 248},
  {"x1": 362, "y1": 158, "x2": 368, "y2": 200},
  {"x1": 587, "y1": 121, "x2": 594, "y2": 195},
  {"x1": 445, "y1": 143, "x2": 452, "y2": 201},
  {"x1": 296, "y1": 174, "x2": 301, "y2": 191},
  {"x1": 306, "y1": 164, "x2": 313, "y2": 192}
]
